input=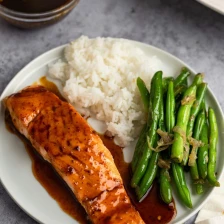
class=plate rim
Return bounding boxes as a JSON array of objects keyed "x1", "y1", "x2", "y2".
[
  {"x1": 196, "y1": 0, "x2": 224, "y2": 15},
  {"x1": 0, "y1": 38, "x2": 224, "y2": 224}
]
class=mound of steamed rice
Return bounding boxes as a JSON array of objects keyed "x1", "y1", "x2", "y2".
[{"x1": 48, "y1": 36, "x2": 164, "y2": 146}]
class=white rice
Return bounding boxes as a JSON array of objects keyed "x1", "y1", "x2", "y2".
[{"x1": 48, "y1": 36, "x2": 164, "y2": 146}]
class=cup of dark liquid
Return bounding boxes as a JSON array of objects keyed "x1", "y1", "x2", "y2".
[{"x1": 0, "y1": 0, "x2": 80, "y2": 28}]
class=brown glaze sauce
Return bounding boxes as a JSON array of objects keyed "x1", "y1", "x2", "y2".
[
  {"x1": 5, "y1": 111, "x2": 88, "y2": 224},
  {"x1": 38, "y1": 76, "x2": 65, "y2": 100},
  {"x1": 101, "y1": 135, "x2": 176, "y2": 224},
  {"x1": 5, "y1": 78, "x2": 176, "y2": 224},
  {"x1": 0, "y1": 0, "x2": 72, "y2": 13}
]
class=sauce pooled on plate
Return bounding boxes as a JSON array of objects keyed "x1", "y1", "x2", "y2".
[{"x1": 4, "y1": 77, "x2": 176, "y2": 224}]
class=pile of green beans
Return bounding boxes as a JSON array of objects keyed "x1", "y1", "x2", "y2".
[{"x1": 131, "y1": 67, "x2": 220, "y2": 208}]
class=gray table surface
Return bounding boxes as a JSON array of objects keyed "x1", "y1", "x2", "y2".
[{"x1": 0, "y1": 0, "x2": 223, "y2": 223}]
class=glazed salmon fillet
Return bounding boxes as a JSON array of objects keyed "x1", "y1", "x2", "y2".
[{"x1": 4, "y1": 86, "x2": 144, "y2": 224}]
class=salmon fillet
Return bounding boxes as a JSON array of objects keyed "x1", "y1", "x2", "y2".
[{"x1": 4, "y1": 85, "x2": 144, "y2": 224}]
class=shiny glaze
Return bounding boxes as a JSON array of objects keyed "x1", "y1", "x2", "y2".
[
  {"x1": 0, "y1": 0, "x2": 71, "y2": 13},
  {"x1": 5, "y1": 115, "x2": 176, "y2": 224},
  {"x1": 102, "y1": 135, "x2": 176, "y2": 224},
  {"x1": 4, "y1": 85, "x2": 144, "y2": 224},
  {"x1": 5, "y1": 79, "x2": 176, "y2": 223},
  {"x1": 5, "y1": 113, "x2": 88, "y2": 224},
  {"x1": 39, "y1": 77, "x2": 65, "y2": 101}
]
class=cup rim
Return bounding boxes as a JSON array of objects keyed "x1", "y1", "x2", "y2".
[{"x1": 0, "y1": 0, "x2": 79, "y2": 18}]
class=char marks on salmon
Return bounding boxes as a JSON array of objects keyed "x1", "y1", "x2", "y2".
[{"x1": 4, "y1": 85, "x2": 144, "y2": 224}]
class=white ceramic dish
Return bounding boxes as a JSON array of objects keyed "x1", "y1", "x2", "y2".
[
  {"x1": 196, "y1": 0, "x2": 224, "y2": 15},
  {"x1": 0, "y1": 39, "x2": 224, "y2": 224}
]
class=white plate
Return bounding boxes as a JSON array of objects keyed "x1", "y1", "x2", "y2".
[
  {"x1": 0, "y1": 39, "x2": 224, "y2": 224},
  {"x1": 196, "y1": 0, "x2": 224, "y2": 15}
]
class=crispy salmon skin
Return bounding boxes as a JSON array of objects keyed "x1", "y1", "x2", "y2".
[{"x1": 4, "y1": 85, "x2": 144, "y2": 224}]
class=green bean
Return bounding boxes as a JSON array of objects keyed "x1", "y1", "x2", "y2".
[
  {"x1": 131, "y1": 141, "x2": 152, "y2": 188},
  {"x1": 183, "y1": 75, "x2": 188, "y2": 87},
  {"x1": 174, "y1": 85, "x2": 187, "y2": 119},
  {"x1": 192, "y1": 111, "x2": 205, "y2": 139},
  {"x1": 131, "y1": 124, "x2": 148, "y2": 172},
  {"x1": 207, "y1": 108, "x2": 220, "y2": 187},
  {"x1": 151, "y1": 72, "x2": 163, "y2": 123},
  {"x1": 187, "y1": 83, "x2": 207, "y2": 138},
  {"x1": 200, "y1": 98, "x2": 206, "y2": 111},
  {"x1": 189, "y1": 110, "x2": 205, "y2": 194},
  {"x1": 166, "y1": 81, "x2": 175, "y2": 133},
  {"x1": 174, "y1": 68, "x2": 190, "y2": 105},
  {"x1": 136, "y1": 151, "x2": 159, "y2": 200},
  {"x1": 131, "y1": 71, "x2": 163, "y2": 188},
  {"x1": 133, "y1": 71, "x2": 163, "y2": 195},
  {"x1": 162, "y1": 77, "x2": 174, "y2": 93},
  {"x1": 149, "y1": 75, "x2": 156, "y2": 113},
  {"x1": 174, "y1": 84, "x2": 187, "y2": 98},
  {"x1": 159, "y1": 90, "x2": 165, "y2": 131},
  {"x1": 171, "y1": 85, "x2": 197, "y2": 163},
  {"x1": 198, "y1": 120, "x2": 209, "y2": 179},
  {"x1": 147, "y1": 75, "x2": 156, "y2": 126},
  {"x1": 190, "y1": 110, "x2": 205, "y2": 167},
  {"x1": 160, "y1": 168, "x2": 172, "y2": 204},
  {"x1": 172, "y1": 163, "x2": 192, "y2": 208},
  {"x1": 159, "y1": 83, "x2": 172, "y2": 204},
  {"x1": 173, "y1": 67, "x2": 190, "y2": 116},
  {"x1": 136, "y1": 124, "x2": 148, "y2": 150},
  {"x1": 182, "y1": 83, "x2": 207, "y2": 166},
  {"x1": 174, "y1": 67, "x2": 191, "y2": 87},
  {"x1": 131, "y1": 76, "x2": 154, "y2": 186},
  {"x1": 192, "y1": 73, "x2": 204, "y2": 86},
  {"x1": 132, "y1": 77, "x2": 151, "y2": 172},
  {"x1": 137, "y1": 77, "x2": 150, "y2": 112}
]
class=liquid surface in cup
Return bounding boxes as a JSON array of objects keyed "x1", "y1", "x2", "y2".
[{"x1": 0, "y1": 0, "x2": 71, "y2": 13}]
